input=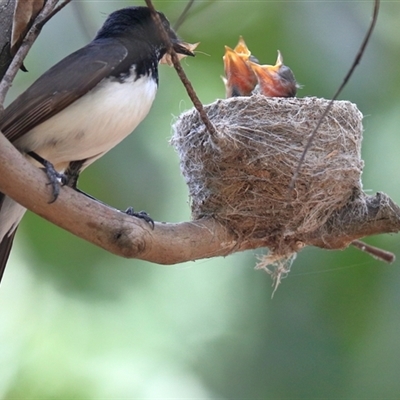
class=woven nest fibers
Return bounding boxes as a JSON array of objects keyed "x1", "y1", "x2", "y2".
[{"x1": 172, "y1": 95, "x2": 364, "y2": 259}]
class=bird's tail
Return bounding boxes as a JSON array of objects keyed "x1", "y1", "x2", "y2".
[
  {"x1": 0, "y1": 193, "x2": 27, "y2": 283},
  {"x1": 0, "y1": 230, "x2": 17, "y2": 283}
]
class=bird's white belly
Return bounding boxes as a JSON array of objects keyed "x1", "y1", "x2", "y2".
[{"x1": 15, "y1": 73, "x2": 157, "y2": 171}]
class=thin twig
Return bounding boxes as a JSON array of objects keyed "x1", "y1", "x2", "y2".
[
  {"x1": 37, "y1": 0, "x2": 73, "y2": 29},
  {"x1": 0, "y1": 0, "x2": 73, "y2": 108},
  {"x1": 173, "y1": 0, "x2": 195, "y2": 31},
  {"x1": 288, "y1": 0, "x2": 380, "y2": 196},
  {"x1": 351, "y1": 239, "x2": 395, "y2": 264},
  {"x1": 144, "y1": 0, "x2": 217, "y2": 136}
]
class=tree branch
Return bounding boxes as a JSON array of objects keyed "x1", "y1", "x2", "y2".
[
  {"x1": 351, "y1": 240, "x2": 395, "y2": 264},
  {"x1": 300, "y1": 192, "x2": 400, "y2": 250},
  {"x1": 0, "y1": 131, "x2": 247, "y2": 263},
  {"x1": 0, "y1": 129, "x2": 399, "y2": 265},
  {"x1": 0, "y1": 1, "x2": 397, "y2": 268},
  {"x1": 0, "y1": 0, "x2": 71, "y2": 106},
  {"x1": 0, "y1": 0, "x2": 16, "y2": 80}
]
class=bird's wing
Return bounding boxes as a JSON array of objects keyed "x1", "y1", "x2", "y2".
[{"x1": 0, "y1": 39, "x2": 129, "y2": 143}]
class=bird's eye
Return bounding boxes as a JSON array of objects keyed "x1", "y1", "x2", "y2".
[{"x1": 162, "y1": 19, "x2": 170, "y2": 31}]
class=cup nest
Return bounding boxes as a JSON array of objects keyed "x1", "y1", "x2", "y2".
[{"x1": 171, "y1": 95, "x2": 364, "y2": 275}]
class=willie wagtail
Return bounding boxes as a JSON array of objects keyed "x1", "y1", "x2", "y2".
[{"x1": 0, "y1": 6, "x2": 195, "y2": 283}]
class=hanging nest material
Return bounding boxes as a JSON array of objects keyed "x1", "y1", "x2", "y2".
[{"x1": 171, "y1": 95, "x2": 364, "y2": 278}]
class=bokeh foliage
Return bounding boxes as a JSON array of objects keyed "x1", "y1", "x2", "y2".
[{"x1": 1, "y1": 1, "x2": 400, "y2": 398}]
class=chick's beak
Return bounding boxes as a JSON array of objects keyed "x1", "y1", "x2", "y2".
[
  {"x1": 223, "y1": 46, "x2": 243, "y2": 72},
  {"x1": 249, "y1": 50, "x2": 297, "y2": 97},
  {"x1": 223, "y1": 46, "x2": 257, "y2": 97},
  {"x1": 233, "y1": 36, "x2": 252, "y2": 59}
]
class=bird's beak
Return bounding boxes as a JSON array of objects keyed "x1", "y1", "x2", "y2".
[
  {"x1": 160, "y1": 41, "x2": 197, "y2": 66},
  {"x1": 173, "y1": 40, "x2": 197, "y2": 57},
  {"x1": 250, "y1": 51, "x2": 282, "y2": 77},
  {"x1": 249, "y1": 61, "x2": 276, "y2": 83}
]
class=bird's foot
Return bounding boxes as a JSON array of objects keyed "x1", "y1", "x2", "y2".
[
  {"x1": 44, "y1": 162, "x2": 67, "y2": 204},
  {"x1": 73, "y1": 189, "x2": 154, "y2": 229},
  {"x1": 64, "y1": 160, "x2": 85, "y2": 189},
  {"x1": 28, "y1": 151, "x2": 66, "y2": 203},
  {"x1": 125, "y1": 207, "x2": 154, "y2": 229}
]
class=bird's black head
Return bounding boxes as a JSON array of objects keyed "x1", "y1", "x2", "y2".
[{"x1": 95, "y1": 6, "x2": 194, "y2": 61}]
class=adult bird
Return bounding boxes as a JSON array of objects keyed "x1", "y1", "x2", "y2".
[{"x1": 0, "y1": 6, "x2": 195, "y2": 283}]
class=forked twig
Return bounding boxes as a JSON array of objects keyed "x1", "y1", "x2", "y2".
[
  {"x1": 36, "y1": 0, "x2": 73, "y2": 29},
  {"x1": 0, "y1": 0, "x2": 73, "y2": 107}
]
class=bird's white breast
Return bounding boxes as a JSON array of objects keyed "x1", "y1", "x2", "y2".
[{"x1": 15, "y1": 68, "x2": 158, "y2": 172}]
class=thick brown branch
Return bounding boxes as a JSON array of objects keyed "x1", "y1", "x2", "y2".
[
  {"x1": 0, "y1": 131, "x2": 244, "y2": 263},
  {"x1": 299, "y1": 192, "x2": 400, "y2": 250},
  {"x1": 0, "y1": 129, "x2": 398, "y2": 265}
]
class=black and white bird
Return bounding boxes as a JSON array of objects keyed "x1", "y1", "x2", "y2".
[{"x1": 0, "y1": 6, "x2": 195, "y2": 283}]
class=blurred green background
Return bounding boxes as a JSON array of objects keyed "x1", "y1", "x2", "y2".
[{"x1": 1, "y1": 0, "x2": 400, "y2": 398}]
